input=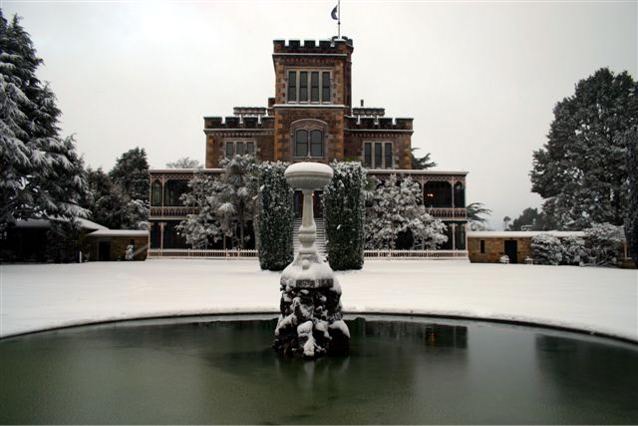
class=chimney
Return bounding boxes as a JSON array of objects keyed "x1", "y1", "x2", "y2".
[{"x1": 360, "y1": 99, "x2": 364, "y2": 107}]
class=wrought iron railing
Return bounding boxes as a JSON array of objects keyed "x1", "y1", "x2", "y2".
[
  {"x1": 150, "y1": 206, "x2": 198, "y2": 218},
  {"x1": 426, "y1": 207, "x2": 467, "y2": 219}
]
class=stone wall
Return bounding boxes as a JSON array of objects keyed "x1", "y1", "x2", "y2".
[
  {"x1": 468, "y1": 236, "x2": 532, "y2": 264},
  {"x1": 87, "y1": 235, "x2": 148, "y2": 261}
]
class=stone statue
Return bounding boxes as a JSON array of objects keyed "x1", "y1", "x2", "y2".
[{"x1": 273, "y1": 162, "x2": 350, "y2": 358}]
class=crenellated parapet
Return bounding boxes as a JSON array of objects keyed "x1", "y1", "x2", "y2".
[
  {"x1": 273, "y1": 37, "x2": 353, "y2": 55},
  {"x1": 204, "y1": 115, "x2": 275, "y2": 130},
  {"x1": 345, "y1": 116, "x2": 413, "y2": 132}
]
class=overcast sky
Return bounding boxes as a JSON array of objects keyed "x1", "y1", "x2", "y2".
[{"x1": 2, "y1": 0, "x2": 636, "y2": 229}]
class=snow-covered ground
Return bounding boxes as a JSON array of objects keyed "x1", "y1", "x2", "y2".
[{"x1": 1, "y1": 259, "x2": 636, "y2": 341}]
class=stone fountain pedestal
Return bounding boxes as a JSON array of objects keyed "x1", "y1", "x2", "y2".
[{"x1": 273, "y1": 162, "x2": 350, "y2": 358}]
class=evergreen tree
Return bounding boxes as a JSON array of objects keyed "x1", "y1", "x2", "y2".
[
  {"x1": 0, "y1": 11, "x2": 87, "y2": 228},
  {"x1": 365, "y1": 175, "x2": 447, "y2": 250},
  {"x1": 510, "y1": 207, "x2": 555, "y2": 231},
  {"x1": 166, "y1": 157, "x2": 202, "y2": 169},
  {"x1": 410, "y1": 148, "x2": 437, "y2": 170},
  {"x1": 257, "y1": 162, "x2": 294, "y2": 270},
  {"x1": 466, "y1": 202, "x2": 492, "y2": 231},
  {"x1": 624, "y1": 126, "x2": 638, "y2": 267},
  {"x1": 110, "y1": 147, "x2": 150, "y2": 201},
  {"x1": 323, "y1": 161, "x2": 365, "y2": 270},
  {"x1": 531, "y1": 68, "x2": 638, "y2": 229}
]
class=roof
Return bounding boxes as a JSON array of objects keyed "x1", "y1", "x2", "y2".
[
  {"x1": 468, "y1": 230, "x2": 586, "y2": 238},
  {"x1": 87, "y1": 229, "x2": 148, "y2": 237},
  {"x1": 15, "y1": 218, "x2": 107, "y2": 231}
]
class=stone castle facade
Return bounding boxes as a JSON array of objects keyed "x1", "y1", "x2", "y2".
[{"x1": 149, "y1": 37, "x2": 468, "y2": 254}]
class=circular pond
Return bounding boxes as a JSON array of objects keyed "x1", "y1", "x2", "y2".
[{"x1": 1, "y1": 315, "x2": 637, "y2": 424}]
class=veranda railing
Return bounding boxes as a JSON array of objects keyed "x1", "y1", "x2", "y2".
[{"x1": 148, "y1": 248, "x2": 468, "y2": 259}]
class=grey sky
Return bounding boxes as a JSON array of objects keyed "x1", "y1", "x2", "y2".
[{"x1": 3, "y1": 0, "x2": 637, "y2": 229}]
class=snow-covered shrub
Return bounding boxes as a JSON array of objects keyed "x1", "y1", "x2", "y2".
[
  {"x1": 365, "y1": 175, "x2": 447, "y2": 250},
  {"x1": 323, "y1": 162, "x2": 365, "y2": 270},
  {"x1": 257, "y1": 162, "x2": 294, "y2": 271},
  {"x1": 584, "y1": 223, "x2": 623, "y2": 266},
  {"x1": 531, "y1": 233, "x2": 563, "y2": 265},
  {"x1": 560, "y1": 235, "x2": 586, "y2": 265},
  {"x1": 177, "y1": 173, "x2": 223, "y2": 249}
]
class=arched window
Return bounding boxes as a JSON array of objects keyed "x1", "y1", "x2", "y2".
[
  {"x1": 294, "y1": 127, "x2": 324, "y2": 158},
  {"x1": 151, "y1": 181, "x2": 162, "y2": 206},
  {"x1": 454, "y1": 182, "x2": 465, "y2": 208}
]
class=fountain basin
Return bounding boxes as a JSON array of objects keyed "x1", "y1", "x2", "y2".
[
  {"x1": 284, "y1": 162, "x2": 333, "y2": 190},
  {"x1": 1, "y1": 314, "x2": 637, "y2": 424}
]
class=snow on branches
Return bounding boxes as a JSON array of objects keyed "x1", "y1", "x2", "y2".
[{"x1": 364, "y1": 175, "x2": 447, "y2": 250}]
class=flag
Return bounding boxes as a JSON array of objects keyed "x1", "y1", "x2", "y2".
[{"x1": 331, "y1": 4, "x2": 338, "y2": 20}]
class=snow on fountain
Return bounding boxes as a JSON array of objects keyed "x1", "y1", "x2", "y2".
[{"x1": 273, "y1": 162, "x2": 350, "y2": 358}]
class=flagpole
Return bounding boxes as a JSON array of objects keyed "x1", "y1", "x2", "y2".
[{"x1": 338, "y1": 0, "x2": 341, "y2": 39}]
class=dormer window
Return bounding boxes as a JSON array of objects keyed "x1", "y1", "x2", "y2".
[{"x1": 286, "y1": 70, "x2": 332, "y2": 104}]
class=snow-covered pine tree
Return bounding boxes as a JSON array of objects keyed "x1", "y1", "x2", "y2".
[
  {"x1": 0, "y1": 11, "x2": 33, "y2": 230},
  {"x1": 624, "y1": 126, "x2": 638, "y2": 267},
  {"x1": 0, "y1": 12, "x2": 87, "y2": 228},
  {"x1": 257, "y1": 162, "x2": 294, "y2": 270},
  {"x1": 323, "y1": 161, "x2": 365, "y2": 270},
  {"x1": 364, "y1": 175, "x2": 447, "y2": 250},
  {"x1": 531, "y1": 68, "x2": 638, "y2": 229},
  {"x1": 531, "y1": 233, "x2": 563, "y2": 265},
  {"x1": 177, "y1": 173, "x2": 223, "y2": 249},
  {"x1": 584, "y1": 223, "x2": 623, "y2": 266}
]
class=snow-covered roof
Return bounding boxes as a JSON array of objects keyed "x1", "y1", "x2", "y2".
[
  {"x1": 15, "y1": 218, "x2": 107, "y2": 231},
  {"x1": 87, "y1": 229, "x2": 148, "y2": 237},
  {"x1": 467, "y1": 230, "x2": 586, "y2": 238}
]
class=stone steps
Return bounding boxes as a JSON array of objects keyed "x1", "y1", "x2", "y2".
[{"x1": 293, "y1": 217, "x2": 326, "y2": 256}]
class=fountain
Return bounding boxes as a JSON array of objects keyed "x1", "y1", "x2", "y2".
[{"x1": 273, "y1": 162, "x2": 350, "y2": 358}]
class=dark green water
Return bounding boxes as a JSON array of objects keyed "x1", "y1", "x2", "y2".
[{"x1": 1, "y1": 315, "x2": 637, "y2": 424}]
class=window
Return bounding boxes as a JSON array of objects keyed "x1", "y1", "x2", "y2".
[
  {"x1": 151, "y1": 181, "x2": 162, "y2": 206},
  {"x1": 286, "y1": 70, "x2": 332, "y2": 103},
  {"x1": 295, "y1": 130, "x2": 308, "y2": 157},
  {"x1": 294, "y1": 129, "x2": 324, "y2": 158},
  {"x1": 310, "y1": 130, "x2": 323, "y2": 157},
  {"x1": 287, "y1": 71, "x2": 297, "y2": 102},
  {"x1": 480, "y1": 240, "x2": 486, "y2": 254},
  {"x1": 384, "y1": 142, "x2": 393, "y2": 169},
  {"x1": 225, "y1": 140, "x2": 256, "y2": 159},
  {"x1": 299, "y1": 71, "x2": 308, "y2": 102},
  {"x1": 363, "y1": 143, "x2": 372, "y2": 168},
  {"x1": 363, "y1": 142, "x2": 394, "y2": 168},
  {"x1": 164, "y1": 180, "x2": 189, "y2": 206},
  {"x1": 322, "y1": 72, "x2": 331, "y2": 102},
  {"x1": 310, "y1": 72, "x2": 319, "y2": 102}
]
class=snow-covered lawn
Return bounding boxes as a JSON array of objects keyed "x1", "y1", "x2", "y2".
[{"x1": 1, "y1": 259, "x2": 636, "y2": 341}]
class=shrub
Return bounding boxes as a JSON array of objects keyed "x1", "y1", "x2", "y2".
[
  {"x1": 323, "y1": 161, "x2": 366, "y2": 270},
  {"x1": 560, "y1": 235, "x2": 586, "y2": 265},
  {"x1": 257, "y1": 162, "x2": 294, "y2": 271},
  {"x1": 584, "y1": 223, "x2": 623, "y2": 266},
  {"x1": 531, "y1": 233, "x2": 563, "y2": 265}
]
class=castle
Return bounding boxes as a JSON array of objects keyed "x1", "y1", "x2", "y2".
[{"x1": 148, "y1": 37, "x2": 468, "y2": 254}]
